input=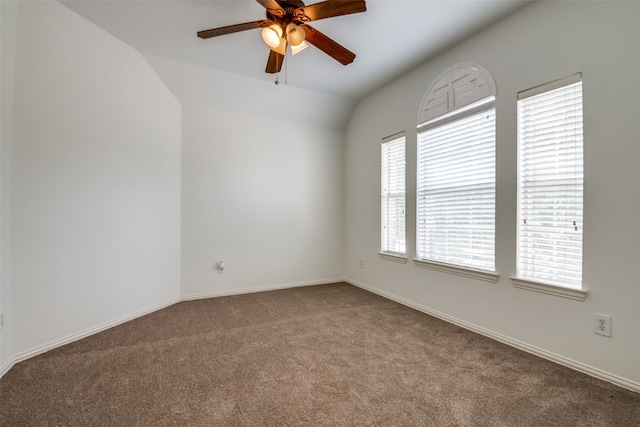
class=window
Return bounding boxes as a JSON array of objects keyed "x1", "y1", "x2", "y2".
[
  {"x1": 513, "y1": 74, "x2": 585, "y2": 298},
  {"x1": 417, "y1": 99, "x2": 496, "y2": 272},
  {"x1": 415, "y1": 63, "x2": 497, "y2": 279},
  {"x1": 381, "y1": 132, "x2": 406, "y2": 255}
]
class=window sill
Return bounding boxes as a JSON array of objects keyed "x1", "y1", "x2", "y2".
[
  {"x1": 413, "y1": 259, "x2": 499, "y2": 282},
  {"x1": 379, "y1": 252, "x2": 408, "y2": 263},
  {"x1": 510, "y1": 277, "x2": 587, "y2": 301}
]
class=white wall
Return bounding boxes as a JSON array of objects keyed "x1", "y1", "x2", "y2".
[
  {"x1": 0, "y1": 0, "x2": 18, "y2": 373},
  {"x1": 144, "y1": 55, "x2": 356, "y2": 130},
  {"x1": 345, "y1": 1, "x2": 640, "y2": 388},
  {"x1": 181, "y1": 106, "x2": 344, "y2": 298},
  {"x1": 10, "y1": 1, "x2": 181, "y2": 357}
]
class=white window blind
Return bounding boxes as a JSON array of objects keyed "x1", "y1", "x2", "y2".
[
  {"x1": 381, "y1": 133, "x2": 406, "y2": 254},
  {"x1": 417, "y1": 98, "x2": 496, "y2": 271},
  {"x1": 517, "y1": 75, "x2": 583, "y2": 289}
]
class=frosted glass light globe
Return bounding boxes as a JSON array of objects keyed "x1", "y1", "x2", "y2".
[
  {"x1": 262, "y1": 25, "x2": 283, "y2": 48},
  {"x1": 286, "y1": 23, "x2": 305, "y2": 47}
]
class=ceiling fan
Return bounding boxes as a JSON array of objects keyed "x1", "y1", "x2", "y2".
[{"x1": 197, "y1": 0, "x2": 366, "y2": 74}]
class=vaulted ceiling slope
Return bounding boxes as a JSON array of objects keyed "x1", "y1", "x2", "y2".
[{"x1": 60, "y1": 0, "x2": 532, "y2": 128}]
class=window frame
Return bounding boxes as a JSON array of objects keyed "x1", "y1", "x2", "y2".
[
  {"x1": 413, "y1": 63, "x2": 499, "y2": 282},
  {"x1": 415, "y1": 97, "x2": 498, "y2": 281},
  {"x1": 510, "y1": 73, "x2": 587, "y2": 301},
  {"x1": 380, "y1": 132, "x2": 407, "y2": 260}
]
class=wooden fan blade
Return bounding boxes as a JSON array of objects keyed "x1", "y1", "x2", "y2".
[
  {"x1": 303, "y1": 25, "x2": 356, "y2": 65},
  {"x1": 266, "y1": 49, "x2": 285, "y2": 74},
  {"x1": 296, "y1": 0, "x2": 366, "y2": 22},
  {"x1": 197, "y1": 20, "x2": 269, "y2": 39},
  {"x1": 256, "y1": 0, "x2": 286, "y2": 16},
  {"x1": 256, "y1": 0, "x2": 283, "y2": 11}
]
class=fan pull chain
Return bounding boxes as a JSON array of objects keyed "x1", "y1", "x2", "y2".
[{"x1": 274, "y1": 52, "x2": 288, "y2": 86}]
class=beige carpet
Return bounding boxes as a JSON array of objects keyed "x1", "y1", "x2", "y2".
[{"x1": 1, "y1": 282, "x2": 639, "y2": 426}]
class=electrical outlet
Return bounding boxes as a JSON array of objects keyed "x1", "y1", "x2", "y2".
[
  {"x1": 594, "y1": 313, "x2": 611, "y2": 337},
  {"x1": 359, "y1": 258, "x2": 364, "y2": 269}
]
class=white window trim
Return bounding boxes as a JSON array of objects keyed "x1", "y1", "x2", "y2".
[
  {"x1": 379, "y1": 252, "x2": 408, "y2": 263},
  {"x1": 517, "y1": 73, "x2": 581, "y2": 100},
  {"x1": 414, "y1": 258, "x2": 499, "y2": 282},
  {"x1": 510, "y1": 276, "x2": 587, "y2": 301}
]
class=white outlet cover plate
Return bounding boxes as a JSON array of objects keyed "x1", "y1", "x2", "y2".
[{"x1": 594, "y1": 313, "x2": 611, "y2": 337}]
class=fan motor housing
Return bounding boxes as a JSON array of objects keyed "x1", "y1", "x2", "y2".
[{"x1": 266, "y1": 0, "x2": 306, "y2": 23}]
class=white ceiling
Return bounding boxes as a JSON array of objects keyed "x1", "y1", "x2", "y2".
[{"x1": 59, "y1": 0, "x2": 532, "y2": 127}]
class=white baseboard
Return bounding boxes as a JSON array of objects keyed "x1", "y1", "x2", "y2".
[
  {"x1": 180, "y1": 277, "x2": 345, "y2": 301},
  {"x1": 0, "y1": 356, "x2": 14, "y2": 379},
  {"x1": 345, "y1": 278, "x2": 640, "y2": 393},
  {"x1": 8, "y1": 296, "x2": 181, "y2": 371}
]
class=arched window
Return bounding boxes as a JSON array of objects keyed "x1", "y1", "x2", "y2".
[{"x1": 415, "y1": 63, "x2": 497, "y2": 279}]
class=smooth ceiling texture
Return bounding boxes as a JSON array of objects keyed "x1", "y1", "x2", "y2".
[{"x1": 60, "y1": 1, "x2": 532, "y2": 101}]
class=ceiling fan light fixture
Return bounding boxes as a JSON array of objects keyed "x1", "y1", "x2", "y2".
[
  {"x1": 261, "y1": 24, "x2": 283, "y2": 49},
  {"x1": 198, "y1": 0, "x2": 366, "y2": 74},
  {"x1": 286, "y1": 23, "x2": 305, "y2": 47},
  {"x1": 291, "y1": 40, "x2": 309, "y2": 56}
]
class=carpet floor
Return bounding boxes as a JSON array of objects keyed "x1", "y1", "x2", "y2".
[{"x1": 1, "y1": 282, "x2": 639, "y2": 426}]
